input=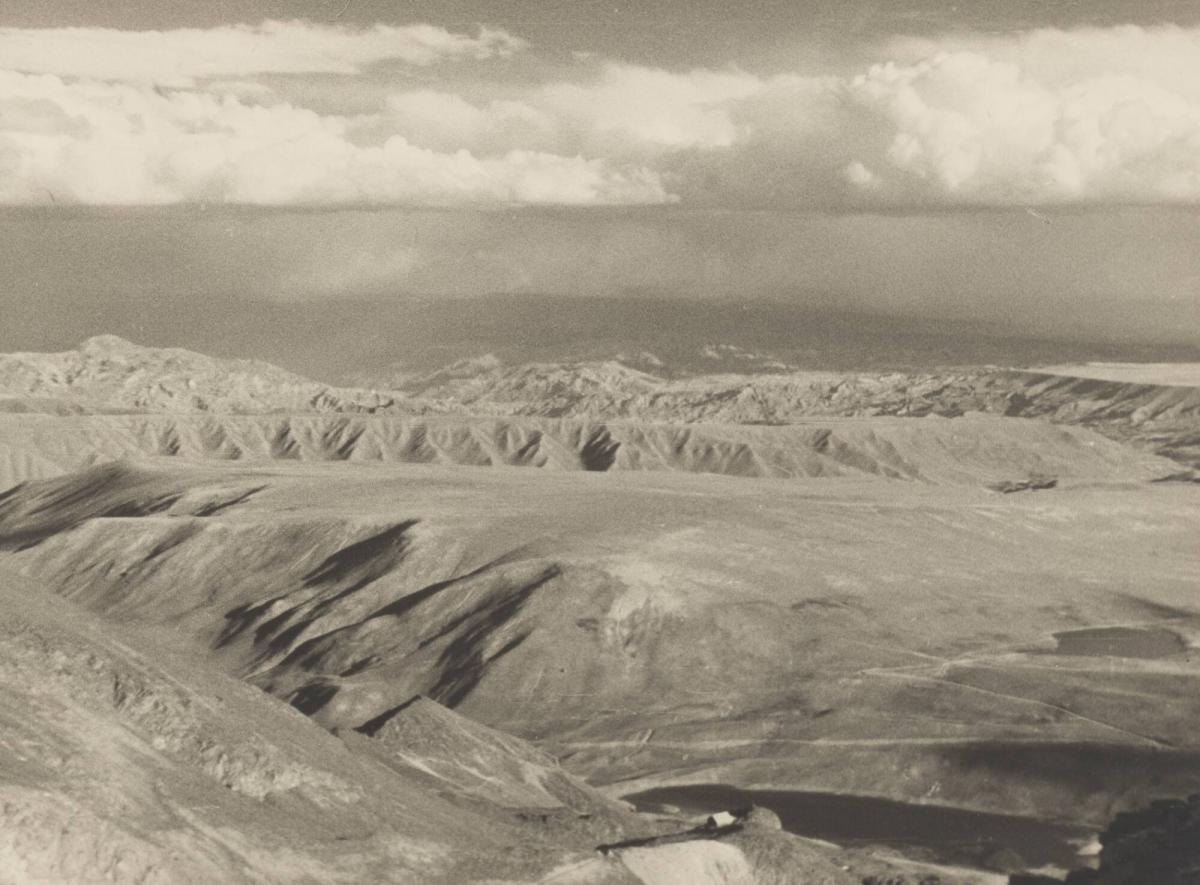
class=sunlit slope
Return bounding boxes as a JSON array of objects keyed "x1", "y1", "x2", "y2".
[
  {"x1": 3, "y1": 462, "x2": 1197, "y2": 826},
  {"x1": 0, "y1": 411, "x2": 1179, "y2": 490}
]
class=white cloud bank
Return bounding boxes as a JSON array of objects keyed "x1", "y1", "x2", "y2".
[
  {"x1": 832, "y1": 42, "x2": 1200, "y2": 205},
  {"x1": 0, "y1": 71, "x2": 668, "y2": 206},
  {"x1": 3, "y1": 22, "x2": 1200, "y2": 207}
]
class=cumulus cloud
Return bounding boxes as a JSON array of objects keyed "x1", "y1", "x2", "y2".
[
  {"x1": 0, "y1": 20, "x2": 525, "y2": 85},
  {"x1": 5, "y1": 21, "x2": 1200, "y2": 207},
  {"x1": 361, "y1": 91, "x2": 559, "y2": 155},
  {"x1": 0, "y1": 71, "x2": 668, "y2": 206},
  {"x1": 539, "y1": 64, "x2": 761, "y2": 152},
  {"x1": 355, "y1": 63, "x2": 760, "y2": 160},
  {"x1": 886, "y1": 25, "x2": 1200, "y2": 99},
  {"x1": 673, "y1": 25, "x2": 1200, "y2": 207},
  {"x1": 830, "y1": 44, "x2": 1200, "y2": 205}
]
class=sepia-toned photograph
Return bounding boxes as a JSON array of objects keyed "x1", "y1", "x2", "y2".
[{"x1": 0, "y1": 1, "x2": 1198, "y2": 883}]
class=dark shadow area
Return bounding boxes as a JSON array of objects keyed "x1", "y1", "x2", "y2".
[
  {"x1": 580, "y1": 427, "x2": 620, "y2": 471},
  {"x1": 355, "y1": 694, "x2": 423, "y2": 737},
  {"x1": 289, "y1": 681, "x2": 339, "y2": 716},
  {"x1": 215, "y1": 520, "x2": 418, "y2": 651}
]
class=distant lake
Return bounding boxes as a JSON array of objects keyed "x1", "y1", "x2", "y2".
[
  {"x1": 623, "y1": 784, "x2": 1094, "y2": 872},
  {"x1": 1050, "y1": 626, "x2": 1186, "y2": 659}
]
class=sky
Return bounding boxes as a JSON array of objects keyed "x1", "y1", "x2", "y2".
[{"x1": 2, "y1": 2, "x2": 1198, "y2": 373}]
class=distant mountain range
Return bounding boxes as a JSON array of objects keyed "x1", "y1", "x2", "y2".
[
  {"x1": 2, "y1": 336, "x2": 1196, "y2": 471},
  {"x1": 8, "y1": 294, "x2": 1197, "y2": 384},
  {"x1": 0, "y1": 335, "x2": 402, "y2": 415}
]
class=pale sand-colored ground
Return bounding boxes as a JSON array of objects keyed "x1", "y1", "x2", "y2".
[{"x1": 1038, "y1": 363, "x2": 1200, "y2": 387}]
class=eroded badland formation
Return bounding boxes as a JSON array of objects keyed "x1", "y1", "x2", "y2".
[{"x1": 1, "y1": 336, "x2": 1198, "y2": 884}]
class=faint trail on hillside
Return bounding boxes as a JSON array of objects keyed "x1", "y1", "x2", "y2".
[{"x1": 863, "y1": 667, "x2": 1172, "y2": 748}]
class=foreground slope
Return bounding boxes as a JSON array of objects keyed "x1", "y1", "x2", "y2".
[
  {"x1": 3, "y1": 558, "x2": 892, "y2": 884},
  {"x1": 0, "y1": 565, "x2": 612, "y2": 884}
]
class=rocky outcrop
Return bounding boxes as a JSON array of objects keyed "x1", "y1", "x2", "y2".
[
  {"x1": 1095, "y1": 793, "x2": 1200, "y2": 883},
  {"x1": 1010, "y1": 793, "x2": 1200, "y2": 884},
  {"x1": 988, "y1": 475, "x2": 1058, "y2": 493}
]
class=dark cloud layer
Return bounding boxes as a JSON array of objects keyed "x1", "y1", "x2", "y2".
[{"x1": 8, "y1": 1, "x2": 1200, "y2": 68}]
